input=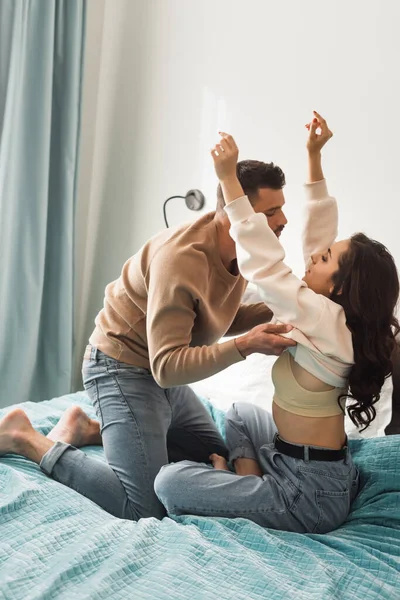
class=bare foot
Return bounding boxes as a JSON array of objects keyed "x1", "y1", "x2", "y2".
[
  {"x1": 47, "y1": 406, "x2": 102, "y2": 447},
  {"x1": 209, "y1": 453, "x2": 230, "y2": 471},
  {"x1": 0, "y1": 408, "x2": 34, "y2": 456}
]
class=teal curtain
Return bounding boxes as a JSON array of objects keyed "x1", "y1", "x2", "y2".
[{"x1": 0, "y1": 0, "x2": 86, "y2": 407}]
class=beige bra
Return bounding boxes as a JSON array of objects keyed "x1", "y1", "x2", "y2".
[{"x1": 271, "y1": 351, "x2": 347, "y2": 418}]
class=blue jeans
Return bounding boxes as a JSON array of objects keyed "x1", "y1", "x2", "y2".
[
  {"x1": 155, "y1": 402, "x2": 360, "y2": 533},
  {"x1": 40, "y1": 347, "x2": 228, "y2": 520}
]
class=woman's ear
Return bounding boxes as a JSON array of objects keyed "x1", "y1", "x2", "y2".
[{"x1": 330, "y1": 283, "x2": 342, "y2": 296}]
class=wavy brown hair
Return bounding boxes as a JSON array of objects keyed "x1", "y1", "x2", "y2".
[{"x1": 330, "y1": 233, "x2": 400, "y2": 431}]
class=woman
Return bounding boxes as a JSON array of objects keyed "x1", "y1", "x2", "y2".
[{"x1": 154, "y1": 113, "x2": 400, "y2": 533}]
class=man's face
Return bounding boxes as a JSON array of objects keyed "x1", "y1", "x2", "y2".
[{"x1": 251, "y1": 188, "x2": 287, "y2": 238}]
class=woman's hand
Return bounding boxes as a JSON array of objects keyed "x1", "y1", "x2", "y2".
[
  {"x1": 211, "y1": 132, "x2": 239, "y2": 182},
  {"x1": 211, "y1": 132, "x2": 245, "y2": 205},
  {"x1": 306, "y1": 111, "x2": 333, "y2": 155},
  {"x1": 210, "y1": 453, "x2": 230, "y2": 471}
]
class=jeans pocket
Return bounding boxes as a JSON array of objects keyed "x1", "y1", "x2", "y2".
[{"x1": 313, "y1": 488, "x2": 350, "y2": 534}]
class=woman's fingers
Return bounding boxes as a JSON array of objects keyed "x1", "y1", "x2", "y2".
[
  {"x1": 310, "y1": 119, "x2": 319, "y2": 136},
  {"x1": 210, "y1": 144, "x2": 226, "y2": 158},
  {"x1": 219, "y1": 131, "x2": 238, "y2": 152},
  {"x1": 211, "y1": 133, "x2": 237, "y2": 159},
  {"x1": 313, "y1": 111, "x2": 333, "y2": 138},
  {"x1": 313, "y1": 110, "x2": 326, "y2": 126}
]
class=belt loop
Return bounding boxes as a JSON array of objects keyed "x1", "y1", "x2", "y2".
[
  {"x1": 303, "y1": 445, "x2": 310, "y2": 463},
  {"x1": 90, "y1": 346, "x2": 98, "y2": 361}
]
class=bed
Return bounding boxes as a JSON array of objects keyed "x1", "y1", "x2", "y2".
[{"x1": 1, "y1": 390, "x2": 399, "y2": 600}]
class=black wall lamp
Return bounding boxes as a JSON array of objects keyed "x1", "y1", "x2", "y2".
[{"x1": 163, "y1": 189, "x2": 205, "y2": 228}]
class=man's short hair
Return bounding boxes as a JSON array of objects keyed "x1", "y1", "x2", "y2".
[{"x1": 216, "y1": 159, "x2": 286, "y2": 211}]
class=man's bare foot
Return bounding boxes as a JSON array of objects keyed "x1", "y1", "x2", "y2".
[
  {"x1": 47, "y1": 405, "x2": 102, "y2": 447},
  {"x1": 0, "y1": 408, "x2": 34, "y2": 456}
]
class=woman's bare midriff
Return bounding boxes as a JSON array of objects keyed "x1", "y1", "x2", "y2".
[
  {"x1": 273, "y1": 402, "x2": 346, "y2": 450},
  {"x1": 272, "y1": 357, "x2": 347, "y2": 450}
]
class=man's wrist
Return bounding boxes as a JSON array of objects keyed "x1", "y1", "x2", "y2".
[{"x1": 235, "y1": 335, "x2": 251, "y2": 358}]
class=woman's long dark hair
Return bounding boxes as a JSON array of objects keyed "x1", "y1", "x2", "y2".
[{"x1": 330, "y1": 233, "x2": 400, "y2": 431}]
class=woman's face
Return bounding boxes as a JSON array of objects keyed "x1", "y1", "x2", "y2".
[{"x1": 302, "y1": 239, "x2": 350, "y2": 297}]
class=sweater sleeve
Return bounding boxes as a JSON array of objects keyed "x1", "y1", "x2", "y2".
[
  {"x1": 302, "y1": 179, "x2": 338, "y2": 268},
  {"x1": 145, "y1": 252, "x2": 244, "y2": 388},
  {"x1": 225, "y1": 303, "x2": 273, "y2": 336},
  {"x1": 224, "y1": 196, "x2": 340, "y2": 345}
]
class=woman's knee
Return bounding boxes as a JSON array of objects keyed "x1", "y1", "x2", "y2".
[
  {"x1": 226, "y1": 402, "x2": 252, "y2": 422},
  {"x1": 229, "y1": 402, "x2": 269, "y2": 422},
  {"x1": 225, "y1": 402, "x2": 276, "y2": 452},
  {"x1": 154, "y1": 462, "x2": 188, "y2": 512},
  {"x1": 154, "y1": 460, "x2": 212, "y2": 515},
  {"x1": 225, "y1": 402, "x2": 260, "y2": 437}
]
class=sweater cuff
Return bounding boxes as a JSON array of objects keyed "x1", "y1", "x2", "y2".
[
  {"x1": 224, "y1": 196, "x2": 254, "y2": 223},
  {"x1": 304, "y1": 179, "x2": 329, "y2": 202}
]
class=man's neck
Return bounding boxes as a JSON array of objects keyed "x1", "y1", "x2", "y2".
[{"x1": 214, "y1": 214, "x2": 238, "y2": 276}]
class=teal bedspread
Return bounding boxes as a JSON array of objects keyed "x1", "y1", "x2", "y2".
[{"x1": 0, "y1": 392, "x2": 399, "y2": 600}]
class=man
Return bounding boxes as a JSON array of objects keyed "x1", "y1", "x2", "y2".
[{"x1": 0, "y1": 159, "x2": 295, "y2": 521}]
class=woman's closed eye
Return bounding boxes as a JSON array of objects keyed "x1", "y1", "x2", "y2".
[{"x1": 322, "y1": 248, "x2": 331, "y2": 263}]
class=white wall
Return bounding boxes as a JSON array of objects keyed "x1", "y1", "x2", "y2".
[
  {"x1": 129, "y1": 0, "x2": 400, "y2": 266},
  {"x1": 75, "y1": 0, "x2": 400, "y2": 386}
]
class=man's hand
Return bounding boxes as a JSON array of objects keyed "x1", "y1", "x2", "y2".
[{"x1": 235, "y1": 323, "x2": 296, "y2": 358}]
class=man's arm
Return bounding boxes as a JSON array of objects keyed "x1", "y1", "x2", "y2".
[
  {"x1": 146, "y1": 252, "x2": 295, "y2": 388},
  {"x1": 146, "y1": 253, "x2": 242, "y2": 388},
  {"x1": 225, "y1": 303, "x2": 273, "y2": 337}
]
